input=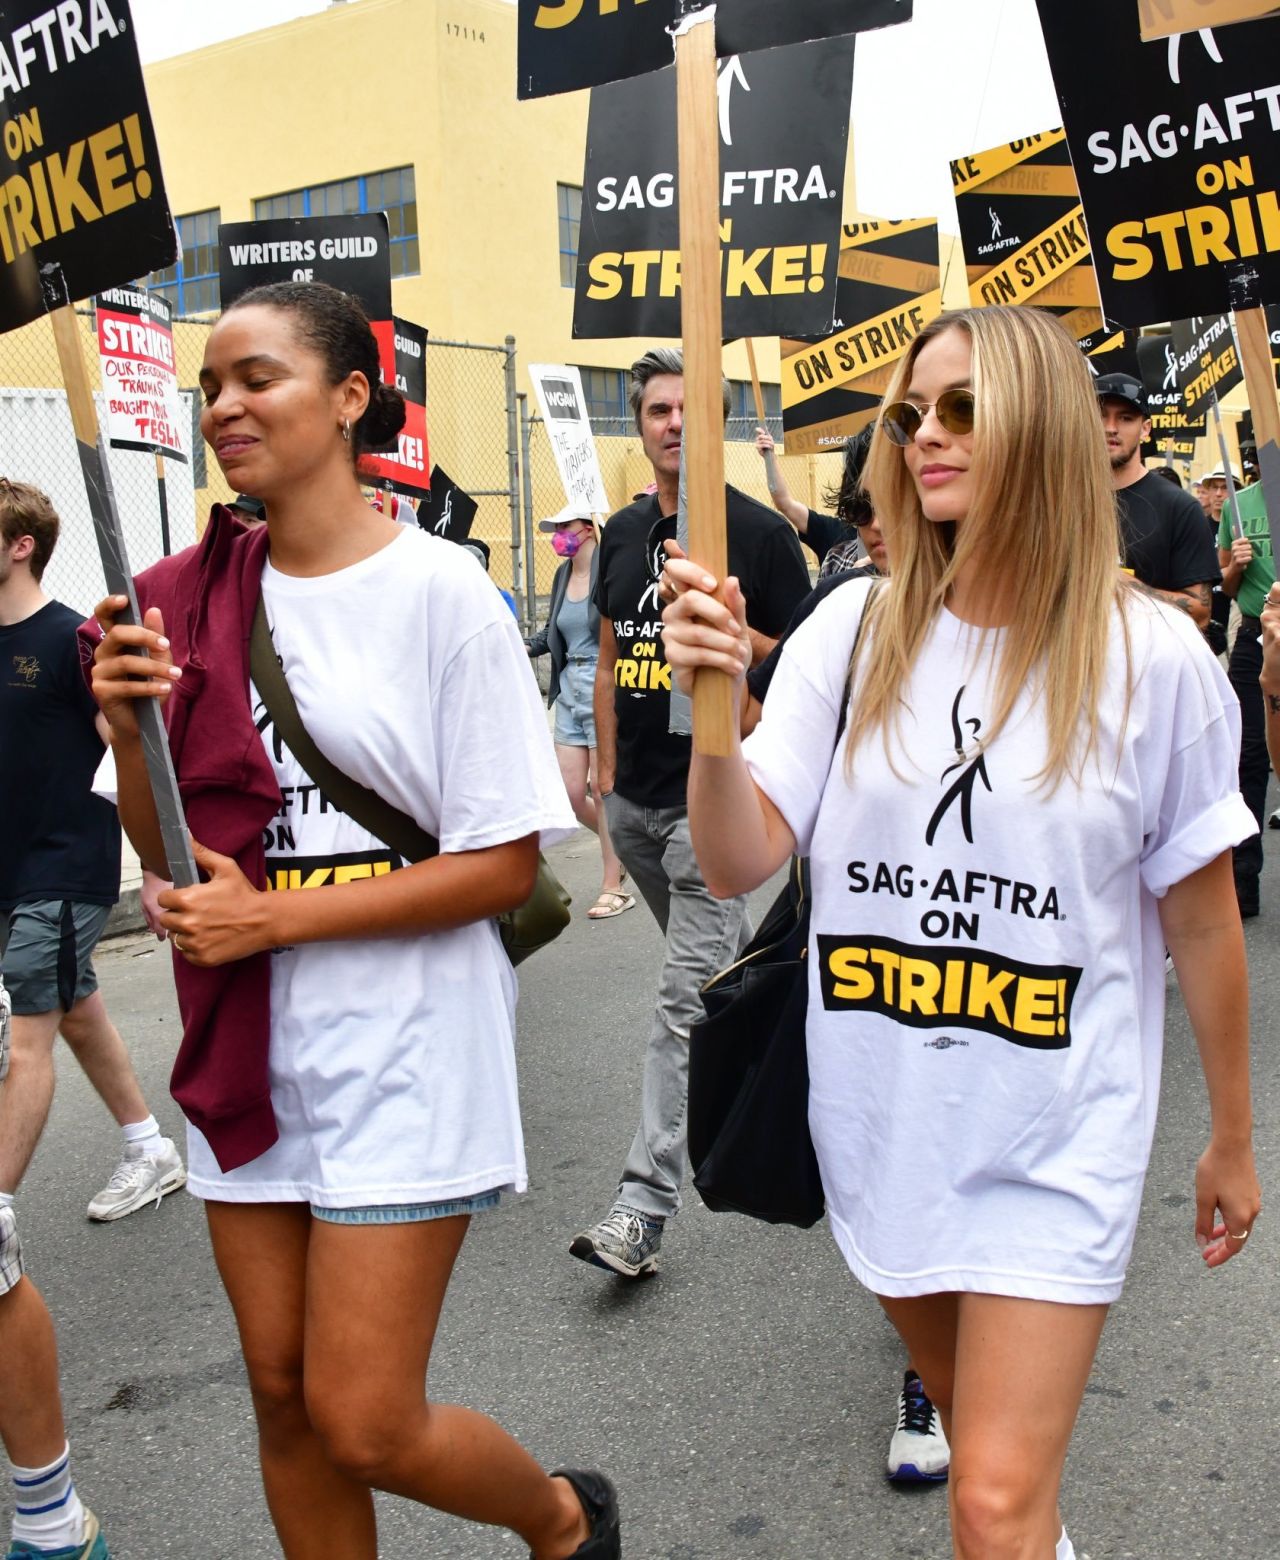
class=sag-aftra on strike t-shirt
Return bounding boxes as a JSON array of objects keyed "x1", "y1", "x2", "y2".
[
  {"x1": 744, "y1": 579, "x2": 1254, "y2": 1304},
  {"x1": 185, "y1": 529, "x2": 575, "y2": 1208},
  {"x1": 594, "y1": 486, "x2": 810, "y2": 808}
]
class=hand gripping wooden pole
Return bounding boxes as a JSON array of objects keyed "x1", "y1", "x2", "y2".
[
  {"x1": 745, "y1": 336, "x2": 782, "y2": 495},
  {"x1": 1235, "y1": 304, "x2": 1280, "y2": 540},
  {"x1": 49, "y1": 303, "x2": 198, "y2": 888},
  {"x1": 675, "y1": 8, "x2": 735, "y2": 757}
]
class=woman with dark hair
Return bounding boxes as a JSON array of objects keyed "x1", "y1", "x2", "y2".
[
  {"x1": 753, "y1": 426, "x2": 869, "y2": 570},
  {"x1": 665, "y1": 306, "x2": 1258, "y2": 1560},
  {"x1": 88, "y1": 283, "x2": 618, "y2": 1559}
]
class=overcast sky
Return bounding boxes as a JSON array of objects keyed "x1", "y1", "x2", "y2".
[{"x1": 131, "y1": 0, "x2": 1062, "y2": 231}]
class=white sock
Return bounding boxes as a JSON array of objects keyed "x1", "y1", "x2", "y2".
[
  {"x1": 10, "y1": 1443, "x2": 86, "y2": 1550},
  {"x1": 1057, "y1": 1528, "x2": 1076, "y2": 1560},
  {"x1": 122, "y1": 1113, "x2": 164, "y2": 1158},
  {"x1": 0, "y1": 1191, "x2": 13, "y2": 1209}
]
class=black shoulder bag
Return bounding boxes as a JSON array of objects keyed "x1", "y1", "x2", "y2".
[
  {"x1": 687, "y1": 583, "x2": 879, "y2": 1227},
  {"x1": 249, "y1": 599, "x2": 571, "y2": 965}
]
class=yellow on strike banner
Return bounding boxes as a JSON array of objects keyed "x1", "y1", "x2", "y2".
[{"x1": 1138, "y1": 0, "x2": 1280, "y2": 40}]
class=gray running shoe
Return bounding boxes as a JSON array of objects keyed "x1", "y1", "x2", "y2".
[
  {"x1": 87, "y1": 1140, "x2": 186, "y2": 1222},
  {"x1": 887, "y1": 1370, "x2": 950, "y2": 1483},
  {"x1": 570, "y1": 1204, "x2": 662, "y2": 1278}
]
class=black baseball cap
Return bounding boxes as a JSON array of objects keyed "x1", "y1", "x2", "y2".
[{"x1": 1095, "y1": 374, "x2": 1148, "y2": 414}]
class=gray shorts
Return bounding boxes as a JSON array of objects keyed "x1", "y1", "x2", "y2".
[
  {"x1": 0, "y1": 900, "x2": 112, "y2": 1016},
  {"x1": 0, "y1": 984, "x2": 21, "y2": 1297}
]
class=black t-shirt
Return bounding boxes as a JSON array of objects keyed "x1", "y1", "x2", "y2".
[
  {"x1": 595, "y1": 486, "x2": 811, "y2": 807},
  {"x1": 801, "y1": 509, "x2": 859, "y2": 565},
  {"x1": 1116, "y1": 472, "x2": 1221, "y2": 593},
  {"x1": 747, "y1": 562, "x2": 877, "y2": 706},
  {"x1": 0, "y1": 601, "x2": 120, "y2": 910}
]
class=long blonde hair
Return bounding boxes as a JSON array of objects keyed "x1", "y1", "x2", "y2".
[{"x1": 851, "y1": 306, "x2": 1128, "y2": 785}]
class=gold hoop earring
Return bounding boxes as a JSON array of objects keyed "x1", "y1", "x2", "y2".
[{"x1": 341, "y1": 418, "x2": 351, "y2": 442}]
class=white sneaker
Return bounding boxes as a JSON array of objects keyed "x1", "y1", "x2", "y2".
[
  {"x1": 87, "y1": 1139, "x2": 186, "y2": 1221},
  {"x1": 887, "y1": 1369, "x2": 950, "y2": 1482}
]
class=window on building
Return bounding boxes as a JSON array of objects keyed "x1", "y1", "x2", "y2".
[
  {"x1": 726, "y1": 379, "x2": 782, "y2": 440},
  {"x1": 145, "y1": 208, "x2": 221, "y2": 316},
  {"x1": 578, "y1": 366, "x2": 630, "y2": 429},
  {"x1": 254, "y1": 166, "x2": 420, "y2": 278},
  {"x1": 558, "y1": 184, "x2": 582, "y2": 289}
]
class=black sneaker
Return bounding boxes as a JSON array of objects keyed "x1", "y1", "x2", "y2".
[{"x1": 548, "y1": 1469, "x2": 620, "y2": 1558}]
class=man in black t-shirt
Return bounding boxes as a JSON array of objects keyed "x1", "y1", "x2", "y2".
[
  {"x1": 1097, "y1": 373, "x2": 1219, "y2": 629},
  {"x1": 570, "y1": 349, "x2": 810, "y2": 1280}
]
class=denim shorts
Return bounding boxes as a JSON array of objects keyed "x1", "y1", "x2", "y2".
[
  {"x1": 311, "y1": 1191, "x2": 500, "y2": 1225},
  {"x1": 554, "y1": 658, "x2": 597, "y2": 748},
  {"x1": 0, "y1": 901, "x2": 111, "y2": 1015}
]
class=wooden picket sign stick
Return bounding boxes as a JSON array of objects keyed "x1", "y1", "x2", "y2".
[
  {"x1": 745, "y1": 336, "x2": 783, "y2": 497},
  {"x1": 1235, "y1": 304, "x2": 1280, "y2": 539},
  {"x1": 153, "y1": 448, "x2": 172, "y2": 557},
  {"x1": 380, "y1": 486, "x2": 394, "y2": 515},
  {"x1": 675, "y1": 7, "x2": 734, "y2": 757},
  {"x1": 48, "y1": 303, "x2": 198, "y2": 888}
]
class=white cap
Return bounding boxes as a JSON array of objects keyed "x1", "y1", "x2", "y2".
[
  {"x1": 1202, "y1": 465, "x2": 1241, "y2": 483},
  {"x1": 537, "y1": 503, "x2": 596, "y2": 533}
]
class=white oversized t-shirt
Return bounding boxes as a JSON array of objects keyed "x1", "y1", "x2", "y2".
[
  {"x1": 186, "y1": 527, "x2": 575, "y2": 1207},
  {"x1": 744, "y1": 579, "x2": 1255, "y2": 1304}
]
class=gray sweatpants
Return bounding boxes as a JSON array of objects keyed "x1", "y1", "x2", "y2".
[{"x1": 603, "y1": 792, "x2": 751, "y2": 1220}]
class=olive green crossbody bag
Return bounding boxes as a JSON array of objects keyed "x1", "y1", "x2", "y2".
[{"x1": 249, "y1": 598, "x2": 571, "y2": 964}]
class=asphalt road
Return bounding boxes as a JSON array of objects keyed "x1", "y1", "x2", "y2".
[{"x1": 12, "y1": 799, "x2": 1279, "y2": 1560}]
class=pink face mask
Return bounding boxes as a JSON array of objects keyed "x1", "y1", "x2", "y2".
[{"x1": 551, "y1": 528, "x2": 584, "y2": 558}]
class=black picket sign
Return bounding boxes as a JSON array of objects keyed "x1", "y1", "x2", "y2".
[
  {"x1": 0, "y1": 0, "x2": 177, "y2": 332},
  {"x1": 1135, "y1": 331, "x2": 1207, "y2": 457},
  {"x1": 517, "y1": 0, "x2": 910, "y2": 101},
  {"x1": 1035, "y1": 1, "x2": 1280, "y2": 326},
  {"x1": 573, "y1": 37, "x2": 855, "y2": 339},
  {"x1": 1171, "y1": 313, "x2": 1245, "y2": 420},
  {"x1": 218, "y1": 214, "x2": 393, "y2": 321},
  {"x1": 423, "y1": 465, "x2": 478, "y2": 543}
]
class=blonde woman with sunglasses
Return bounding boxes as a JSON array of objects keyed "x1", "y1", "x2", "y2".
[{"x1": 662, "y1": 307, "x2": 1260, "y2": 1560}]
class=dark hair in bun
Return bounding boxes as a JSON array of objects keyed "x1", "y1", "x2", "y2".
[{"x1": 226, "y1": 280, "x2": 407, "y2": 459}]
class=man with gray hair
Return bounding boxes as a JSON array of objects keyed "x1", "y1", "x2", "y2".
[{"x1": 571, "y1": 348, "x2": 809, "y2": 1278}]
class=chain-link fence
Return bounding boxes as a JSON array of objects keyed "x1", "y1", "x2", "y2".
[
  {"x1": 0, "y1": 309, "x2": 231, "y2": 616},
  {"x1": 424, "y1": 336, "x2": 523, "y2": 602},
  {"x1": 0, "y1": 315, "x2": 524, "y2": 616}
]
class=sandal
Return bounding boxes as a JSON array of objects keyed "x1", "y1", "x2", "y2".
[{"x1": 588, "y1": 890, "x2": 635, "y2": 920}]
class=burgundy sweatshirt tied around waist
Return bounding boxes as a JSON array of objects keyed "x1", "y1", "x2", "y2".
[{"x1": 80, "y1": 509, "x2": 283, "y2": 1171}]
